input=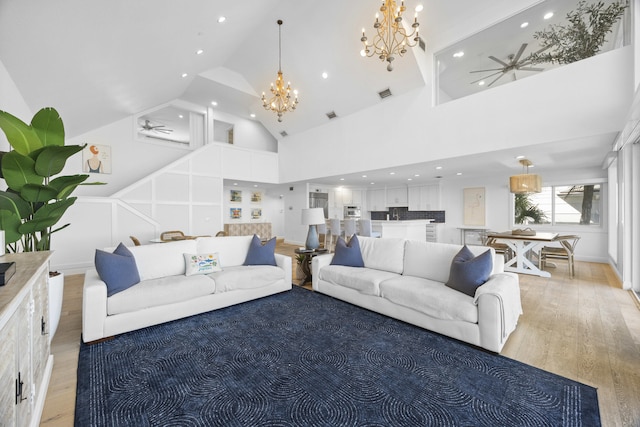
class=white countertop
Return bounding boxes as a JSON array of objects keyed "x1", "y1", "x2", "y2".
[{"x1": 372, "y1": 219, "x2": 435, "y2": 225}]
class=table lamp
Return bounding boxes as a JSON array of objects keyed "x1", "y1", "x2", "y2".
[{"x1": 301, "y1": 208, "x2": 326, "y2": 250}]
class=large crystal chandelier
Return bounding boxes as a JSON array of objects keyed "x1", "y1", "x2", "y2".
[
  {"x1": 262, "y1": 20, "x2": 299, "y2": 122},
  {"x1": 360, "y1": 0, "x2": 422, "y2": 71}
]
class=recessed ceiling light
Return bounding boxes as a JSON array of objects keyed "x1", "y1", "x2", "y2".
[
  {"x1": 181, "y1": 73, "x2": 188, "y2": 78},
  {"x1": 456, "y1": 172, "x2": 462, "y2": 176},
  {"x1": 196, "y1": 49, "x2": 204, "y2": 55},
  {"x1": 362, "y1": 175, "x2": 367, "y2": 178},
  {"x1": 414, "y1": 174, "x2": 420, "y2": 177},
  {"x1": 233, "y1": 182, "x2": 238, "y2": 186},
  {"x1": 516, "y1": 155, "x2": 525, "y2": 159},
  {"x1": 340, "y1": 178, "x2": 345, "y2": 181},
  {"x1": 478, "y1": 80, "x2": 485, "y2": 86},
  {"x1": 453, "y1": 51, "x2": 464, "y2": 58},
  {"x1": 370, "y1": 182, "x2": 375, "y2": 185},
  {"x1": 435, "y1": 166, "x2": 442, "y2": 170},
  {"x1": 407, "y1": 178, "x2": 412, "y2": 181},
  {"x1": 389, "y1": 172, "x2": 395, "y2": 175},
  {"x1": 253, "y1": 184, "x2": 258, "y2": 187},
  {"x1": 211, "y1": 101, "x2": 218, "y2": 106},
  {"x1": 415, "y1": 4, "x2": 424, "y2": 12},
  {"x1": 544, "y1": 12, "x2": 554, "y2": 20},
  {"x1": 520, "y1": 22, "x2": 529, "y2": 28},
  {"x1": 250, "y1": 113, "x2": 256, "y2": 118},
  {"x1": 217, "y1": 16, "x2": 226, "y2": 23},
  {"x1": 178, "y1": 114, "x2": 184, "y2": 119},
  {"x1": 322, "y1": 72, "x2": 328, "y2": 79}
]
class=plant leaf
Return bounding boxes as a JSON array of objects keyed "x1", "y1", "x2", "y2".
[
  {"x1": 34, "y1": 144, "x2": 85, "y2": 177},
  {"x1": 0, "y1": 110, "x2": 43, "y2": 155},
  {"x1": 20, "y1": 184, "x2": 59, "y2": 203},
  {"x1": 18, "y1": 197, "x2": 77, "y2": 234},
  {"x1": 1, "y1": 151, "x2": 42, "y2": 192},
  {"x1": 0, "y1": 191, "x2": 32, "y2": 219},
  {"x1": 31, "y1": 107, "x2": 65, "y2": 147},
  {"x1": 49, "y1": 174, "x2": 89, "y2": 199},
  {"x1": 0, "y1": 209, "x2": 25, "y2": 244}
]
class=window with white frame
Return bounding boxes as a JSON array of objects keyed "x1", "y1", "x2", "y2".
[{"x1": 514, "y1": 184, "x2": 602, "y2": 226}]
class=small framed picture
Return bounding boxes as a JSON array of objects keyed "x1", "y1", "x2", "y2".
[
  {"x1": 230, "y1": 208, "x2": 242, "y2": 219},
  {"x1": 251, "y1": 208, "x2": 262, "y2": 219},
  {"x1": 82, "y1": 144, "x2": 111, "y2": 174},
  {"x1": 230, "y1": 190, "x2": 242, "y2": 203},
  {"x1": 251, "y1": 191, "x2": 262, "y2": 203}
]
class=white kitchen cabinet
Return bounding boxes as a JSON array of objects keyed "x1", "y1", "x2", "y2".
[
  {"x1": 367, "y1": 188, "x2": 386, "y2": 211},
  {"x1": 408, "y1": 184, "x2": 441, "y2": 211},
  {"x1": 386, "y1": 186, "x2": 408, "y2": 207},
  {"x1": 0, "y1": 252, "x2": 53, "y2": 427}
]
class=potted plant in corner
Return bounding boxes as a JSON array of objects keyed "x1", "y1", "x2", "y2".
[{"x1": 0, "y1": 107, "x2": 101, "y2": 340}]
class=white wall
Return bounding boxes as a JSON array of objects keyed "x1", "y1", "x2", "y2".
[
  {"x1": 0, "y1": 59, "x2": 32, "y2": 151},
  {"x1": 278, "y1": 47, "x2": 633, "y2": 185},
  {"x1": 222, "y1": 184, "x2": 284, "y2": 237}
]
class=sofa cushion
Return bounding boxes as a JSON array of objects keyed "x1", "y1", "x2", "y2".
[
  {"x1": 243, "y1": 235, "x2": 277, "y2": 266},
  {"x1": 358, "y1": 237, "x2": 405, "y2": 274},
  {"x1": 95, "y1": 243, "x2": 140, "y2": 297},
  {"x1": 128, "y1": 240, "x2": 198, "y2": 281},
  {"x1": 184, "y1": 253, "x2": 222, "y2": 276},
  {"x1": 319, "y1": 265, "x2": 400, "y2": 296},
  {"x1": 196, "y1": 235, "x2": 252, "y2": 267},
  {"x1": 380, "y1": 276, "x2": 478, "y2": 323},
  {"x1": 445, "y1": 246, "x2": 493, "y2": 297},
  {"x1": 107, "y1": 274, "x2": 216, "y2": 315},
  {"x1": 403, "y1": 240, "x2": 495, "y2": 283},
  {"x1": 331, "y1": 236, "x2": 364, "y2": 267},
  {"x1": 209, "y1": 265, "x2": 285, "y2": 293}
]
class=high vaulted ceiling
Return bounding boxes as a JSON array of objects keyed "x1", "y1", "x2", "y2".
[{"x1": 0, "y1": 0, "x2": 629, "y2": 187}]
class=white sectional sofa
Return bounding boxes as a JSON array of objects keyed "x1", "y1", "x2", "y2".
[
  {"x1": 83, "y1": 235, "x2": 291, "y2": 343},
  {"x1": 312, "y1": 237, "x2": 522, "y2": 353}
]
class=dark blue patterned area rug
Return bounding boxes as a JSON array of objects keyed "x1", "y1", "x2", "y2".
[{"x1": 75, "y1": 286, "x2": 600, "y2": 426}]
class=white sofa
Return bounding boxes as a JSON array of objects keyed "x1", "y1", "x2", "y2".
[
  {"x1": 312, "y1": 237, "x2": 522, "y2": 353},
  {"x1": 83, "y1": 235, "x2": 292, "y2": 343}
]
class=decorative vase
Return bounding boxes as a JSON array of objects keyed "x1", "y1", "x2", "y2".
[{"x1": 48, "y1": 271, "x2": 64, "y2": 342}]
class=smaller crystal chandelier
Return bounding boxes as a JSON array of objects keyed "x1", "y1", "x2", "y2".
[
  {"x1": 262, "y1": 20, "x2": 299, "y2": 122},
  {"x1": 360, "y1": 0, "x2": 421, "y2": 71}
]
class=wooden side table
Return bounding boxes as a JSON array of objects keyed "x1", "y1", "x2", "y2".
[{"x1": 294, "y1": 248, "x2": 328, "y2": 285}]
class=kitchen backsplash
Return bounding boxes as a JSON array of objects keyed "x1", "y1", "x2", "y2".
[{"x1": 371, "y1": 207, "x2": 445, "y2": 223}]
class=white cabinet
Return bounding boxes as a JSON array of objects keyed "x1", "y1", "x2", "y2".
[
  {"x1": 367, "y1": 188, "x2": 386, "y2": 211},
  {"x1": 386, "y1": 187, "x2": 408, "y2": 207},
  {"x1": 425, "y1": 224, "x2": 438, "y2": 242},
  {"x1": 0, "y1": 252, "x2": 52, "y2": 427},
  {"x1": 408, "y1": 184, "x2": 441, "y2": 211}
]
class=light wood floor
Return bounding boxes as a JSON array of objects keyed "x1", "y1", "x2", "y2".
[{"x1": 41, "y1": 243, "x2": 640, "y2": 426}]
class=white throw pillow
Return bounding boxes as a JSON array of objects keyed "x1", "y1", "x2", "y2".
[{"x1": 184, "y1": 252, "x2": 222, "y2": 276}]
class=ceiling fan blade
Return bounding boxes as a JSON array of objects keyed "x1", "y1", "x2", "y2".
[
  {"x1": 512, "y1": 72, "x2": 517, "y2": 81},
  {"x1": 512, "y1": 43, "x2": 527, "y2": 64},
  {"x1": 518, "y1": 66, "x2": 545, "y2": 72},
  {"x1": 487, "y1": 72, "x2": 507, "y2": 87},
  {"x1": 469, "y1": 67, "x2": 504, "y2": 73},
  {"x1": 470, "y1": 71, "x2": 503, "y2": 84},
  {"x1": 488, "y1": 56, "x2": 510, "y2": 67}
]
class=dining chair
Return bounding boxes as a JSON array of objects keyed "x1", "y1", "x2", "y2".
[
  {"x1": 539, "y1": 235, "x2": 581, "y2": 277},
  {"x1": 316, "y1": 222, "x2": 328, "y2": 249},
  {"x1": 482, "y1": 232, "x2": 513, "y2": 261},
  {"x1": 327, "y1": 219, "x2": 341, "y2": 252},
  {"x1": 215, "y1": 231, "x2": 227, "y2": 237},
  {"x1": 129, "y1": 236, "x2": 141, "y2": 246},
  {"x1": 160, "y1": 230, "x2": 186, "y2": 241},
  {"x1": 343, "y1": 219, "x2": 357, "y2": 241},
  {"x1": 358, "y1": 219, "x2": 381, "y2": 238}
]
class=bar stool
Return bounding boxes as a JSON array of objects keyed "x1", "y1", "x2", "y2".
[
  {"x1": 343, "y1": 219, "x2": 357, "y2": 241},
  {"x1": 317, "y1": 222, "x2": 328, "y2": 249},
  {"x1": 358, "y1": 219, "x2": 381, "y2": 238},
  {"x1": 327, "y1": 218, "x2": 341, "y2": 252}
]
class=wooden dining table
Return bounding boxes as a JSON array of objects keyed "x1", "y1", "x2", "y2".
[{"x1": 486, "y1": 231, "x2": 559, "y2": 277}]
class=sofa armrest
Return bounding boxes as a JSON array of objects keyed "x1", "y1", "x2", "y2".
[
  {"x1": 82, "y1": 269, "x2": 108, "y2": 343},
  {"x1": 275, "y1": 253, "x2": 292, "y2": 285},
  {"x1": 474, "y1": 272, "x2": 522, "y2": 353},
  {"x1": 312, "y1": 254, "x2": 333, "y2": 291}
]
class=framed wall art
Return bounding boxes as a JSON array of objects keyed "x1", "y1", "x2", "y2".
[
  {"x1": 230, "y1": 190, "x2": 242, "y2": 203},
  {"x1": 82, "y1": 144, "x2": 112, "y2": 174},
  {"x1": 463, "y1": 187, "x2": 486, "y2": 226},
  {"x1": 251, "y1": 191, "x2": 262, "y2": 203},
  {"x1": 230, "y1": 208, "x2": 242, "y2": 219},
  {"x1": 251, "y1": 208, "x2": 262, "y2": 219}
]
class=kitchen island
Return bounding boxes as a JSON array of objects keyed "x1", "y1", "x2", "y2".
[{"x1": 372, "y1": 219, "x2": 436, "y2": 242}]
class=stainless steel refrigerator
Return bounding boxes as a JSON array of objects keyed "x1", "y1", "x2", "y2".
[{"x1": 309, "y1": 192, "x2": 329, "y2": 219}]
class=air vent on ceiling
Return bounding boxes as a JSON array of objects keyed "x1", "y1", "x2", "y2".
[
  {"x1": 326, "y1": 111, "x2": 337, "y2": 119},
  {"x1": 280, "y1": 131, "x2": 288, "y2": 137},
  {"x1": 418, "y1": 37, "x2": 426, "y2": 52},
  {"x1": 378, "y1": 88, "x2": 393, "y2": 99}
]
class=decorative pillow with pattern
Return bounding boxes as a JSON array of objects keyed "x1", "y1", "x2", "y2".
[{"x1": 184, "y1": 252, "x2": 222, "y2": 276}]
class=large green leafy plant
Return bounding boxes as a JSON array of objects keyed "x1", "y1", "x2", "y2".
[{"x1": 0, "y1": 107, "x2": 96, "y2": 252}]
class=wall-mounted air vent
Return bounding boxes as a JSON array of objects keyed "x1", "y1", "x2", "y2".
[
  {"x1": 280, "y1": 131, "x2": 288, "y2": 137},
  {"x1": 326, "y1": 111, "x2": 337, "y2": 119},
  {"x1": 418, "y1": 37, "x2": 426, "y2": 52},
  {"x1": 378, "y1": 88, "x2": 393, "y2": 99}
]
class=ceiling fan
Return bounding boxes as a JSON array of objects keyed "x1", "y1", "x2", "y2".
[
  {"x1": 470, "y1": 43, "x2": 545, "y2": 87},
  {"x1": 139, "y1": 119, "x2": 173, "y2": 134}
]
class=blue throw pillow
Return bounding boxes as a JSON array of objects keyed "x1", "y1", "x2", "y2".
[
  {"x1": 330, "y1": 235, "x2": 364, "y2": 267},
  {"x1": 95, "y1": 243, "x2": 141, "y2": 297},
  {"x1": 243, "y1": 235, "x2": 277, "y2": 266},
  {"x1": 445, "y1": 245, "x2": 492, "y2": 297}
]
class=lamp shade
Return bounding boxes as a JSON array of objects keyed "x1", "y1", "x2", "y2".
[
  {"x1": 509, "y1": 173, "x2": 542, "y2": 194},
  {"x1": 301, "y1": 208, "x2": 326, "y2": 225}
]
